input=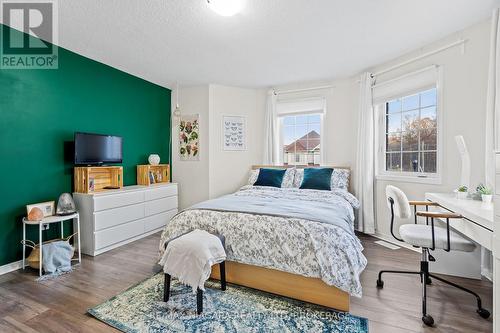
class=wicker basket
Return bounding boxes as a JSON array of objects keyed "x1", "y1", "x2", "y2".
[{"x1": 21, "y1": 233, "x2": 77, "y2": 270}]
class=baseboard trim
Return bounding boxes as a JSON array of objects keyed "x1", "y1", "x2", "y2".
[
  {"x1": 372, "y1": 233, "x2": 421, "y2": 253},
  {"x1": 0, "y1": 260, "x2": 22, "y2": 276}
]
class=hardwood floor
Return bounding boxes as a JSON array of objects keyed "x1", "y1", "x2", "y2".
[
  {"x1": 354, "y1": 233, "x2": 492, "y2": 332},
  {"x1": 0, "y1": 232, "x2": 492, "y2": 332}
]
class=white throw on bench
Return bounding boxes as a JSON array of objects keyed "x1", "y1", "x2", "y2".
[{"x1": 160, "y1": 229, "x2": 227, "y2": 315}]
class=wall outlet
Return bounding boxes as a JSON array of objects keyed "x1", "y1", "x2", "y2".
[{"x1": 42, "y1": 224, "x2": 49, "y2": 231}]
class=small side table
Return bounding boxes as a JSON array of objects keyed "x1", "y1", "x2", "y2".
[{"x1": 22, "y1": 212, "x2": 81, "y2": 277}]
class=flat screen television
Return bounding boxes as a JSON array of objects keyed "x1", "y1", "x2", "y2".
[{"x1": 74, "y1": 132, "x2": 122, "y2": 165}]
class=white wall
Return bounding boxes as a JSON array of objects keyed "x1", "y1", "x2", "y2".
[
  {"x1": 373, "y1": 19, "x2": 490, "y2": 241},
  {"x1": 273, "y1": 18, "x2": 491, "y2": 242},
  {"x1": 172, "y1": 84, "x2": 266, "y2": 209},
  {"x1": 208, "y1": 85, "x2": 267, "y2": 198},
  {"x1": 173, "y1": 18, "x2": 491, "y2": 243},
  {"x1": 171, "y1": 86, "x2": 210, "y2": 209}
]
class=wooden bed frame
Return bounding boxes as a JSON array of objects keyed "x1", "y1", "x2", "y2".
[{"x1": 210, "y1": 164, "x2": 352, "y2": 312}]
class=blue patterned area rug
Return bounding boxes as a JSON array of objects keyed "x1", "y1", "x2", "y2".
[{"x1": 88, "y1": 273, "x2": 368, "y2": 333}]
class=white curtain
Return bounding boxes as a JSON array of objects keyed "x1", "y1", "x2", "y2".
[
  {"x1": 486, "y1": 8, "x2": 500, "y2": 190},
  {"x1": 482, "y1": 8, "x2": 500, "y2": 280},
  {"x1": 263, "y1": 91, "x2": 278, "y2": 165},
  {"x1": 355, "y1": 72, "x2": 376, "y2": 234}
]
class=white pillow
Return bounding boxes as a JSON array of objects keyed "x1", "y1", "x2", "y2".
[
  {"x1": 293, "y1": 169, "x2": 304, "y2": 188},
  {"x1": 281, "y1": 168, "x2": 296, "y2": 188},
  {"x1": 247, "y1": 168, "x2": 295, "y2": 188},
  {"x1": 247, "y1": 169, "x2": 259, "y2": 185},
  {"x1": 293, "y1": 168, "x2": 350, "y2": 190}
]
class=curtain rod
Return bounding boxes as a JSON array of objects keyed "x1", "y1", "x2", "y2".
[
  {"x1": 272, "y1": 85, "x2": 334, "y2": 95},
  {"x1": 371, "y1": 39, "x2": 467, "y2": 78}
]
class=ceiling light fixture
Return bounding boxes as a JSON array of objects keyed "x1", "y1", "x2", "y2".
[{"x1": 207, "y1": 0, "x2": 245, "y2": 17}]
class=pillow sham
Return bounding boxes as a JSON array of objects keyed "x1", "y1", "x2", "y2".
[
  {"x1": 254, "y1": 168, "x2": 287, "y2": 188},
  {"x1": 248, "y1": 168, "x2": 295, "y2": 188},
  {"x1": 247, "y1": 169, "x2": 259, "y2": 185},
  {"x1": 299, "y1": 168, "x2": 333, "y2": 191},
  {"x1": 331, "y1": 168, "x2": 350, "y2": 190},
  {"x1": 293, "y1": 168, "x2": 350, "y2": 190}
]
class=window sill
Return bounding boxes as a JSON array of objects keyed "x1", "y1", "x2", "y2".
[{"x1": 375, "y1": 174, "x2": 442, "y2": 185}]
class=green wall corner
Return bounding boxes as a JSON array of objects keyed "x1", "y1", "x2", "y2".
[{"x1": 0, "y1": 24, "x2": 171, "y2": 267}]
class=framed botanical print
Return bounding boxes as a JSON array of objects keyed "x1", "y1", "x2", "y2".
[{"x1": 179, "y1": 114, "x2": 200, "y2": 161}]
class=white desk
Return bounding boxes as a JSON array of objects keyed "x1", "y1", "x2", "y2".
[
  {"x1": 424, "y1": 193, "x2": 493, "y2": 280},
  {"x1": 425, "y1": 193, "x2": 493, "y2": 249}
]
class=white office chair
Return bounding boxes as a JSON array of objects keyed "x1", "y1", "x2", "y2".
[{"x1": 377, "y1": 185, "x2": 490, "y2": 327}]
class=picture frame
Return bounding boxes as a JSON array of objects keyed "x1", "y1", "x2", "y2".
[
  {"x1": 89, "y1": 177, "x2": 95, "y2": 192},
  {"x1": 179, "y1": 114, "x2": 200, "y2": 161},
  {"x1": 26, "y1": 201, "x2": 55, "y2": 218},
  {"x1": 222, "y1": 115, "x2": 246, "y2": 151}
]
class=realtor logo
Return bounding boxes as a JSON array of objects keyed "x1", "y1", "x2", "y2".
[{"x1": 1, "y1": 0, "x2": 58, "y2": 69}]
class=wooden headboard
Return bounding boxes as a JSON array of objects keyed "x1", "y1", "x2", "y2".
[{"x1": 251, "y1": 165, "x2": 352, "y2": 193}]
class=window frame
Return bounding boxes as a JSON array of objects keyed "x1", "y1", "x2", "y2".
[
  {"x1": 375, "y1": 71, "x2": 443, "y2": 185},
  {"x1": 276, "y1": 107, "x2": 325, "y2": 166}
]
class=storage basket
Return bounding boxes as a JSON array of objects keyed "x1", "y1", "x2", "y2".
[{"x1": 21, "y1": 232, "x2": 77, "y2": 270}]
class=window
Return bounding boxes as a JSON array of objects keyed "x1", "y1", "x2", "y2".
[
  {"x1": 385, "y1": 88, "x2": 437, "y2": 173},
  {"x1": 275, "y1": 97, "x2": 325, "y2": 166},
  {"x1": 281, "y1": 113, "x2": 322, "y2": 165},
  {"x1": 375, "y1": 66, "x2": 441, "y2": 183},
  {"x1": 378, "y1": 87, "x2": 440, "y2": 182}
]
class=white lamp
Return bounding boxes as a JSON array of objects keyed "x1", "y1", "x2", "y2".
[
  {"x1": 173, "y1": 82, "x2": 181, "y2": 119},
  {"x1": 455, "y1": 135, "x2": 471, "y2": 190},
  {"x1": 207, "y1": 0, "x2": 245, "y2": 17}
]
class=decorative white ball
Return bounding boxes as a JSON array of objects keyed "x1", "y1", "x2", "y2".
[{"x1": 148, "y1": 154, "x2": 160, "y2": 165}]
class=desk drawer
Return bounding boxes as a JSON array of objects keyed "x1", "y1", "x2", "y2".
[
  {"x1": 144, "y1": 209, "x2": 177, "y2": 233},
  {"x1": 440, "y1": 217, "x2": 493, "y2": 250},
  {"x1": 94, "y1": 191, "x2": 144, "y2": 211},
  {"x1": 94, "y1": 203, "x2": 145, "y2": 231},
  {"x1": 145, "y1": 196, "x2": 177, "y2": 217},
  {"x1": 144, "y1": 185, "x2": 177, "y2": 201},
  {"x1": 95, "y1": 219, "x2": 144, "y2": 250}
]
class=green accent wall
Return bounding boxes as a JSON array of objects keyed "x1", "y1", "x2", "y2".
[{"x1": 0, "y1": 24, "x2": 171, "y2": 267}]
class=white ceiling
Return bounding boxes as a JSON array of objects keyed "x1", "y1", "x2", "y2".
[{"x1": 8, "y1": 0, "x2": 500, "y2": 88}]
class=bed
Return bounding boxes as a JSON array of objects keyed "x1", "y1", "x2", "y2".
[{"x1": 158, "y1": 165, "x2": 367, "y2": 311}]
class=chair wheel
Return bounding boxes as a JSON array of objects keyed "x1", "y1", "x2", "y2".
[
  {"x1": 477, "y1": 308, "x2": 490, "y2": 319},
  {"x1": 376, "y1": 279, "x2": 384, "y2": 289},
  {"x1": 426, "y1": 277, "x2": 432, "y2": 285},
  {"x1": 422, "y1": 315, "x2": 434, "y2": 326}
]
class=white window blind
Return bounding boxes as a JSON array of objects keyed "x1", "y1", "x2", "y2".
[
  {"x1": 372, "y1": 65, "x2": 440, "y2": 105},
  {"x1": 276, "y1": 97, "x2": 326, "y2": 116}
]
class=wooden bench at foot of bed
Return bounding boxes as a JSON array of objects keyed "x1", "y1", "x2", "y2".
[{"x1": 210, "y1": 261, "x2": 350, "y2": 312}]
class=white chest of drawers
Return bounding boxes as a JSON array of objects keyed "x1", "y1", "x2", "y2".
[{"x1": 74, "y1": 183, "x2": 178, "y2": 256}]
